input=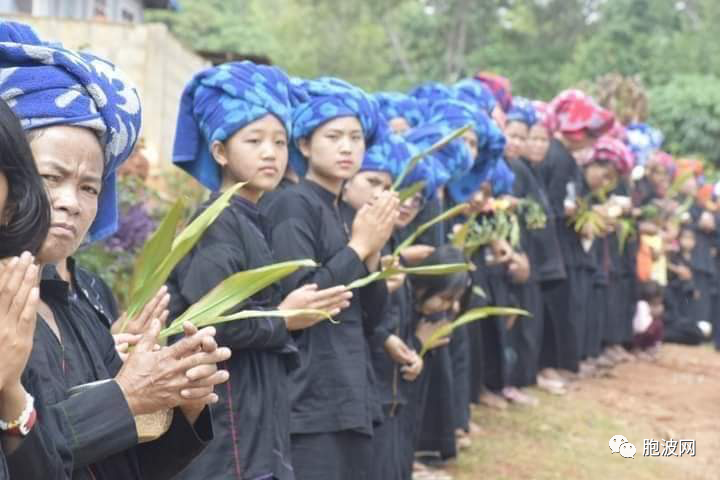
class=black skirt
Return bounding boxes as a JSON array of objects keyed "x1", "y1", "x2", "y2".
[{"x1": 290, "y1": 431, "x2": 373, "y2": 480}]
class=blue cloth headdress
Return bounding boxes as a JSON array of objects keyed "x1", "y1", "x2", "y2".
[
  {"x1": 452, "y1": 78, "x2": 497, "y2": 115},
  {"x1": 626, "y1": 123, "x2": 664, "y2": 166},
  {"x1": 447, "y1": 119, "x2": 508, "y2": 202},
  {"x1": 173, "y1": 61, "x2": 302, "y2": 191},
  {"x1": 506, "y1": 96, "x2": 537, "y2": 126},
  {"x1": 290, "y1": 76, "x2": 380, "y2": 177},
  {"x1": 404, "y1": 123, "x2": 471, "y2": 199},
  {"x1": 361, "y1": 131, "x2": 415, "y2": 178},
  {"x1": 373, "y1": 92, "x2": 426, "y2": 129},
  {"x1": 0, "y1": 21, "x2": 142, "y2": 242}
]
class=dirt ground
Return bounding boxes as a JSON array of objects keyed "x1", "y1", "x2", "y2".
[{"x1": 447, "y1": 344, "x2": 719, "y2": 480}]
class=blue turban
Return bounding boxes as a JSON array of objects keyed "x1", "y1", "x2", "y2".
[
  {"x1": 373, "y1": 92, "x2": 426, "y2": 128},
  {"x1": 506, "y1": 96, "x2": 537, "y2": 126},
  {"x1": 626, "y1": 123, "x2": 664, "y2": 166},
  {"x1": 405, "y1": 123, "x2": 472, "y2": 199},
  {"x1": 0, "y1": 21, "x2": 142, "y2": 242},
  {"x1": 290, "y1": 76, "x2": 380, "y2": 177},
  {"x1": 0, "y1": 20, "x2": 43, "y2": 44},
  {"x1": 486, "y1": 158, "x2": 515, "y2": 196},
  {"x1": 173, "y1": 61, "x2": 302, "y2": 191},
  {"x1": 361, "y1": 131, "x2": 414, "y2": 178},
  {"x1": 408, "y1": 83, "x2": 455, "y2": 114},
  {"x1": 453, "y1": 79, "x2": 497, "y2": 115},
  {"x1": 447, "y1": 120, "x2": 507, "y2": 203}
]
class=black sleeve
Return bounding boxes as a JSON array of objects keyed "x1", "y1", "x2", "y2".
[
  {"x1": 269, "y1": 196, "x2": 369, "y2": 294},
  {"x1": 136, "y1": 407, "x2": 213, "y2": 480},
  {"x1": 5, "y1": 419, "x2": 71, "y2": 479},
  {"x1": 360, "y1": 279, "x2": 390, "y2": 337},
  {"x1": 9, "y1": 378, "x2": 137, "y2": 473},
  {"x1": 545, "y1": 150, "x2": 576, "y2": 220},
  {"x1": 173, "y1": 242, "x2": 290, "y2": 351}
]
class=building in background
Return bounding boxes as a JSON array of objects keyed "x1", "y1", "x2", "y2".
[{"x1": 0, "y1": 0, "x2": 178, "y2": 23}]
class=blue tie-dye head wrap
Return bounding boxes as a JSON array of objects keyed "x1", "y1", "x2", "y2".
[
  {"x1": 405, "y1": 123, "x2": 471, "y2": 199},
  {"x1": 0, "y1": 21, "x2": 142, "y2": 242},
  {"x1": 626, "y1": 123, "x2": 664, "y2": 166},
  {"x1": 486, "y1": 157, "x2": 515, "y2": 196},
  {"x1": 290, "y1": 76, "x2": 380, "y2": 177},
  {"x1": 453, "y1": 78, "x2": 497, "y2": 115},
  {"x1": 446, "y1": 119, "x2": 507, "y2": 203},
  {"x1": 373, "y1": 92, "x2": 426, "y2": 129},
  {"x1": 506, "y1": 96, "x2": 537, "y2": 126},
  {"x1": 0, "y1": 20, "x2": 43, "y2": 44},
  {"x1": 408, "y1": 82, "x2": 455, "y2": 114},
  {"x1": 365, "y1": 131, "x2": 437, "y2": 200},
  {"x1": 172, "y1": 61, "x2": 302, "y2": 191},
  {"x1": 361, "y1": 131, "x2": 415, "y2": 178}
]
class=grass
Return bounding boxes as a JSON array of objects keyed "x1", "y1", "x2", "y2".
[{"x1": 452, "y1": 387, "x2": 694, "y2": 480}]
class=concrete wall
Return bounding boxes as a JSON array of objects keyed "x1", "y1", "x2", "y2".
[
  {"x1": 1, "y1": 14, "x2": 210, "y2": 179},
  {"x1": 0, "y1": 0, "x2": 145, "y2": 22}
]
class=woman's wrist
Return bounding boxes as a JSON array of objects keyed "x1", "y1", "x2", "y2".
[{"x1": 0, "y1": 382, "x2": 28, "y2": 422}]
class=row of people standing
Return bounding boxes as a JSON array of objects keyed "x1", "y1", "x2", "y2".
[{"x1": 2, "y1": 18, "x2": 718, "y2": 480}]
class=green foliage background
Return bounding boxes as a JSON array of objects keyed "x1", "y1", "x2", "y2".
[{"x1": 147, "y1": 0, "x2": 720, "y2": 162}]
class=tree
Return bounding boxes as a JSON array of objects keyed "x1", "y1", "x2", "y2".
[{"x1": 649, "y1": 74, "x2": 720, "y2": 164}]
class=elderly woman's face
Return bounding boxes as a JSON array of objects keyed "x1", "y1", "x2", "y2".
[
  {"x1": 31, "y1": 126, "x2": 103, "y2": 264},
  {"x1": 526, "y1": 124, "x2": 550, "y2": 165}
]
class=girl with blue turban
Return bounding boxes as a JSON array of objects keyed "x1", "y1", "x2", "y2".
[
  {"x1": 0, "y1": 20, "x2": 230, "y2": 480},
  {"x1": 168, "y1": 61, "x2": 354, "y2": 480},
  {"x1": 264, "y1": 76, "x2": 400, "y2": 480},
  {"x1": 341, "y1": 132, "x2": 429, "y2": 480}
]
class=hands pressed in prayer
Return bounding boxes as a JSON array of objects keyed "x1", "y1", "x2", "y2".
[
  {"x1": 0, "y1": 252, "x2": 39, "y2": 393},
  {"x1": 279, "y1": 283, "x2": 353, "y2": 330},
  {"x1": 112, "y1": 286, "x2": 171, "y2": 361},
  {"x1": 112, "y1": 285, "x2": 171, "y2": 335},
  {"x1": 176, "y1": 322, "x2": 232, "y2": 424},
  {"x1": 0, "y1": 253, "x2": 40, "y2": 430},
  {"x1": 115, "y1": 320, "x2": 231, "y2": 423},
  {"x1": 349, "y1": 190, "x2": 399, "y2": 261}
]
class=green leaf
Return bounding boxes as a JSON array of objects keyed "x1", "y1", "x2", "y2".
[
  {"x1": 125, "y1": 182, "x2": 246, "y2": 323},
  {"x1": 420, "y1": 306, "x2": 530, "y2": 357},
  {"x1": 392, "y1": 124, "x2": 472, "y2": 190},
  {"x1": 128, "y1": 198, "x2": 185, "y2": 301},
  {"x1": 165, "y1": 258, "x2": 317, "y2": 332},
  {"x1": 347, "y1": 263, "x2": 470, "y2": 290},
  {"x1": 472, "y1": 285, "x2": 487, "y2": 299},
  {"x1": 450, "y1": 213, "x2": 478, "y2": 248},
  {"x1": 397, "y1": 181, "x2": 426, "y2": 203},
  {"x1": 158, "y1": 308, "x2": 333, "y2": 339},
  {"x1": 393, "y1": 203, "x2": 468, "y2": 257}
]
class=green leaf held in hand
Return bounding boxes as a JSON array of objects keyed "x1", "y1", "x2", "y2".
[
  {"x1": 420, "y1": 306, "x2": 529, "y2": 356},
  {"x1": 122, "y1": 182, "x2": 247, "y2": 330}
]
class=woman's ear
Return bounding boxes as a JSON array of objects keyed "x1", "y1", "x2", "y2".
[
  {"x1": 210, "y1": 140, "x2": 228, "y2": 168},
  {"x1": 298, "y1": 137, "x2": 311, "y2": 159}
]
